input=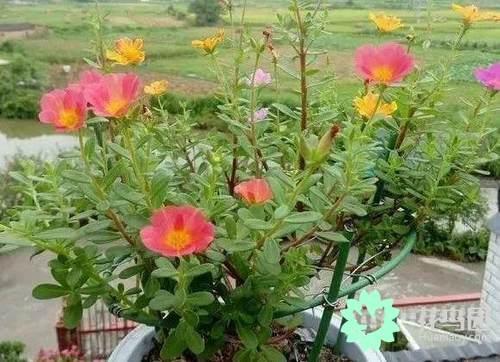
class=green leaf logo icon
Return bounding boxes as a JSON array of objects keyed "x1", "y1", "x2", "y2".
[{"x1": 340, "y1": 290, "x2": 400, "y2": 351}]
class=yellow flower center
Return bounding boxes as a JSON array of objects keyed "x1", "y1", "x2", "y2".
[
  {"x1": 59, "y1": 109, "x2": 80, "y2": 128},
  {"x1": 106, "y1": 38, "x2": 145, "y2": 66},
  {"x1": 105, "y1": 98, "x2": 128, "y2": 117},
  {"x1": 372, "y1": 66, "x2": 394, "y2": 83},
  {"x1": 165, "y1": 229, "x2": 192, "y2": 250},
  {"x1": 120, "y1": 44, "x2": 143, "y2": 63}
]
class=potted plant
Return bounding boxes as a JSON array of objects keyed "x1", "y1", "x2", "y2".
[{"x1": 0, "y1": 1, "x2": 497, "y2": 361}]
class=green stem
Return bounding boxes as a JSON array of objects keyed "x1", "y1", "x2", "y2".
[
  {"x1": 123, "y1": 127, "x2": 153, "y2": 209},
  {"x1": 257, "y1": 166, "x2": 316, "y2": 247},
  {"x1": 308, "y1": 242, "x2": 350, "y2": 362},
  {"x1": 466, "y1": 88, "x2": 496, "y2": 131},
  {"x1": 78, "y1": 130, "x2": 136, "y2": 248},
  {"x1": 294, "y1": 0, "x2": 308, "y2": 170},
  {"x1": 361, "y1": 86, "x2": 386, "y2": 133},
  {"x1": 78, "y1": 129, "x2": 91, "y2": 171},
  {"x1": 248, "y1": 52, "x2": 263, "y2": 177},
  {"x1": 94, "y1": 3, "x2": 109, "y2": 72},
  {"x1": 284, "y1": 193, "x2": 346, "y2": 251}
]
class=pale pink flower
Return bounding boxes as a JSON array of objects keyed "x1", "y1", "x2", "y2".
[
  {"x1": 247, "y1": 68, "x2": 272, "y2": 87},
  {"x1": 250, "y1": 107, "x2": 269, "y2": 122}
]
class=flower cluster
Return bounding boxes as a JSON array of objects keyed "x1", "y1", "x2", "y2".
[
  {"x1": 39, "y1": 72, "x2": 141, "y2": 131},
  {"x1": 36, "y1": 346, "x2": 83, "y2": 362},
  {"x1": 38, "y1": 40, "x2": 170, "y2": 131}
]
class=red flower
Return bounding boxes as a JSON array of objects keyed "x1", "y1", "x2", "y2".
[
  {"x1": 234, "y1": 178, "x2": 273, "y2": 204},
  {"x1": 140, "y1": 206, "x2": 215, "y2": 257}
]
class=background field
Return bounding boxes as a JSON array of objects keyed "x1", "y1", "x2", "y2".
[{"x1": 1, "y1": 0, "x2": 500, "y2": 129}]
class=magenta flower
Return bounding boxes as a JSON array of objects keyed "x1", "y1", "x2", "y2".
[
  {"x1": 247, "y1": 68, "x2": 272, "y2": 87},
  {"x1": 474, "y1": 63, "x2": 500, "y2": 90},
  {"x1": 250, "y1": 107, "x2": 269, "y2": 122}
]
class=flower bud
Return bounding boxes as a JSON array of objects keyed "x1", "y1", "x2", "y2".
[
  {"x1": 315, "y1": 124, "x2": 341, "y2": 161},
  {"x1": 299, "y1": 135, "x2": 311, "y2": 160}
]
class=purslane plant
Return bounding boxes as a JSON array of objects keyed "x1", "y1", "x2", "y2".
[{"x1": 0, "y1": 1, "x2": 498, "y2": 361}]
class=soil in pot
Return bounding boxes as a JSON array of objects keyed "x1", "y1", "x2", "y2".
[{"x1": 142, "y1": 327, "x2": 352, "y2": 362}]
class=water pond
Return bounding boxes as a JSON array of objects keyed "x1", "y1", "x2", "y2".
[{"x1": 0, "y1": 119, "x2": 77, "y2": 169}]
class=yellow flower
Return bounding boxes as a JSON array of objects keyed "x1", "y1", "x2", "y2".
[
  {"x1": 482, "y1": 11, "x2": 500, "y2": 22},
  {"x1": 144, "y1": 80, "x2": 169, "y2": 96},
  {"x1": 191, "y1": 29, "x2": 225, "y2": 55},
  {"x1": 106, "y1": 38, "x2": 145, "y2": 66},
  {"x1": 354, "y1": 92, "x2": 397, "y2": 119},
  {"x1": 452, "y1": 4, "x2": 484, "y2": 25},
  {"x1": 369, "y1": 13, "x2": 403, "y2": 33}
]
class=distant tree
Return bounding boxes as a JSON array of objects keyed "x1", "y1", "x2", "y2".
[{"x1": 188, "y1": 0, "x2": 223, "y2": 26}]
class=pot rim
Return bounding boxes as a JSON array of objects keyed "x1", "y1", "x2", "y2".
[{"x1": 109, "y1": 307, "x2": 387, "y2": 362}]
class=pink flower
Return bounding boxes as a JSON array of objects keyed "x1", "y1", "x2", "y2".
[
  {"x1": 69, "y1": 70, "x2": 104, "y2": 93},
  {"x1": 250, "y1": 107, "x2": 269, "y2": 122},
  {"x1": 234, "y1": 178, "x2": 273, "y2": 204},
  {"x1": 84, "y1": 73, "x2": 141, "y2": 118},
  {"x1": 247, "y1": 68, "x2": 272, "y2": 87},
  {"x1": 474, "y1": 63, "x2": 500, "y2": 90},
  {"x1": 355, "y1": 42, "x2": 415, "y2": 85},
  {"x1": 38, "y1": 88, "x2": 87, "y2": 132},
  {"x1": 79, "y1": 69, "x2": 104, "y2": 88},
  {"x1": 140, "y1": 206, "x2": 215, "y2": 257}
]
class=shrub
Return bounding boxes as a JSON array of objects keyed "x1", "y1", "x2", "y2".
[
  {"x1": 188, "y1": 0, "x2": 223, "y2": 26},
  {"x1": 0, "y1": 341, "x2": 27, "y2": 362},
  {"x1": 0, "y1": 156, "x2": 44, "y2": 224},
  {"x1": 415, "y1": 222, "x2": 489, "y2": 262},
  {"x1": 0, "y1": 54, "x2": 45, "y2": 119}
]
